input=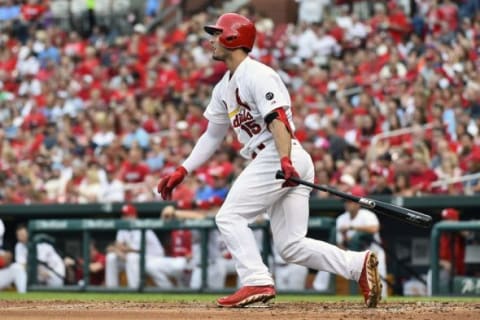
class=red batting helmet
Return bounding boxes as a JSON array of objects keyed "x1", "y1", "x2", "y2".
[{"x1": 204, "y1": 13, "x2": 256, "y2": 52}]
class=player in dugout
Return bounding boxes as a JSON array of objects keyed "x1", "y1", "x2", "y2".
[{"x1": 157, "y1": 13, "x2": 382, "y2": 308}]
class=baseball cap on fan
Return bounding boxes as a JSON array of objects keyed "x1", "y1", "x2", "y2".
[{"x1": 122, "y1": 204, "x2": 138, "y2": 218}]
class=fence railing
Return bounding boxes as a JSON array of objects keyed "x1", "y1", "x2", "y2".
[
  {"x1": 370, "y1": 123, "x2": 437, "y2": 146},
  {"x1": 430, "y1": 172, "x2": 480, "y2": 195}
]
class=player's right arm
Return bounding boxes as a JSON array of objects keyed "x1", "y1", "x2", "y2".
[
  {"x1": 157, "y1": 82, "x2": 230, "y2": 200},
  {"x1": 182, "y1": 121, "x2": 230, "y2": 173},
  {"x1": 183, "y1": 82, "x2": 230, "y2": 173}
]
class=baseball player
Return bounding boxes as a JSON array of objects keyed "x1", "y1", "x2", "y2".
[
  {"x1": 157, "y1": 13, "x2": 381, "y2": 308},
  {"x1": 0, "y1": 220, "x2": 27, "y2": 293},
  {"x1": 161, "y1": 205, "x2": 231, "y2": 290},
  {"x1": 15, "y1": 224, "x2": 64, "y2": 287},
  {"x1": 105, "y1": 204, "x2": 188, "y2": 289}
]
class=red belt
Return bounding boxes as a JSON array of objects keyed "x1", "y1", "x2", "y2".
[{"x1": 252, "y1": 143, "x2": 266, "y2": 159}]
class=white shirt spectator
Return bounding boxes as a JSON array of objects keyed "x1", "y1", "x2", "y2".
[
  {"x1": 16, "y1": 55, "x2": 40, "y2": 77},
  {"x1": 92, "y1": 130, "x2": 115, "y2": 148},
  {"x1": 346, "y1": 21, "x2": 370, "y2": 41},
  {"x1": 99, "y1": 179, "x2": 125, "y2": 203},
  {"x1": 314, "y1": 34, "x2": 341, "y2": 57},
  {"x1": 62, "y1": 96, "x2": 84, "y2": 118},
  {"x1": 336, "y1": 15, "x2": 353, "y2": 30},
  {"x1": 296, "y1": 0, "x2": 330, "y2": 24},
  {"x1": 295, "y1": 27, "x2": 318, "y2": 60},
  {"x1": 18, "y1": 78, "x2": 42, "y2": 96},
  {"x1": 379, "y1": 62, "x2": 408, "y2": 79}
]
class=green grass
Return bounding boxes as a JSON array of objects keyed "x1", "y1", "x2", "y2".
[{"x1": 0, "y1": 292, "x2": 479, "y2": 303}]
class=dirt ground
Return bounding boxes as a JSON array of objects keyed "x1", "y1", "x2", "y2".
[{"x1": 1, "y1": 300, "x2": 479, "y2": 320}]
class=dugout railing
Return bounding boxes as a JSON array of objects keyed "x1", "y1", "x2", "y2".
[
  {"x1": 430, "y1": 220, "x2": 480, "y2": 296},
  {"x1": 27, "y1": 217, "x2": 336, "y2": 294}
]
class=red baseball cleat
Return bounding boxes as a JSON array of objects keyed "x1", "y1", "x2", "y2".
[
  {"x1": 216, "y1": 285, "x2": 276, "y2": 308},
  {"x1": 358, "y1": 251, "x2": 382, "y2": 308}
]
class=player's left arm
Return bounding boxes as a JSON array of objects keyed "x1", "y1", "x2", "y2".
[
  {"x1": 267, "y1": 113, "x2": 292, "y2": 159},
  {"x1": 266, "y1": 109, "x2": 299, "y2": 187},
  {"x1": 252, "y1": 70, "x2": 298, "y2": 186}
]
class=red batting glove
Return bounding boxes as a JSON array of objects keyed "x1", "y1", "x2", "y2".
[
  {"x1": 280, "y1": 156, "x2": 299, "y2": 187},
  {"x1": 157, "y1": 166, "x2": 188, "y2": 200}
]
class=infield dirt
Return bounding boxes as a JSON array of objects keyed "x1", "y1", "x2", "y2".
[{"x1": 1, "y1": 300, "x2": 479, "y2": 320}]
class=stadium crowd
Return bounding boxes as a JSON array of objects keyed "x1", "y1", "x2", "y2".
[{"x1": 0, "y1": 0, "x2": 480, "y2": 208}]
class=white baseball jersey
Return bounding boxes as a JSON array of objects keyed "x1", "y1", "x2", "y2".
[
  {"x1": 116, "y1": 229, "x2": 165, "y2": 257},
  {"x1": 107, "y1": 230, "x2": 187, "y2": 289},
  {"x1": 336, "y1": 208, "x2": 381, "y2": 245},
  {"x1": 15, "y1": 242, "x2": 65, "y2": 278},
  {"x1": 204, "y1": 56, "x2": 295, "y2": 159},
  {"x1": 15, "y1": 242, "x2": 28, "y2": 265}
]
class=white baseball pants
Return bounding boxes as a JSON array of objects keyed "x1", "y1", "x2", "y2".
[
  {"x1": 215, "y1": 140, "x2": 367, "y2": 286},
  {"x1": 106, "y1": 252, "x2": 188, "y2": 288},
  {"x1": 0, "y1": 263, "x2": 27, "y2": 293}
]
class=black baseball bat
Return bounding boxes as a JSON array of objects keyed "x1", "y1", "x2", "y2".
[{"x1": 275, "y1": 171, "x2": 432, "y2": 228}]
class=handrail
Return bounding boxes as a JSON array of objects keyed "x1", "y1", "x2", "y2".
[
  {"x1": 371, "y1": 123, "x2": 437, "y2": 145},
  {"x1": 430, "y1": 172, "x2": 480, "y2": 189}
]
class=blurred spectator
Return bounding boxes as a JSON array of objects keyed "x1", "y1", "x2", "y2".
[
  {"x1": 118, "y1": 147, "x2": 150, "y2": 201},
  {"x1": 98, "y1": 164, "x2": 125, "y2": 203},
  {"x1": 77, "y1": 164, "x2": 102, "y2": 203},
  {"x1": 393, "y1": 172, "x2": 415, "y2": 197},
  {"x1": 296, "y1": 0, "x2": 330, "y2": 24}
]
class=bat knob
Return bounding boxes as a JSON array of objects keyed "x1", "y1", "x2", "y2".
[{"x1": 275, "y1": 170, "x2": 285, "y2": 180}]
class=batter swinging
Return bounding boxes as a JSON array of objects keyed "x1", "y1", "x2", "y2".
[{"x1": 157, "y1": 13, "x2": 382, "y2": 308}]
